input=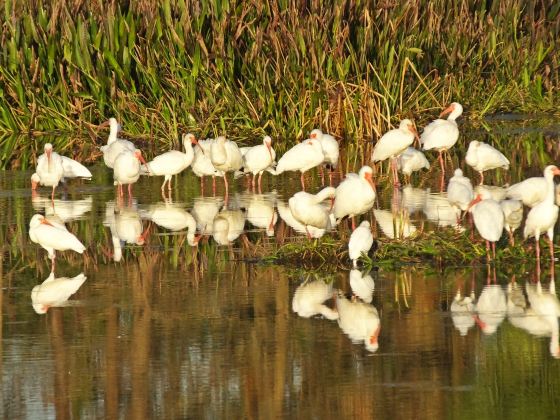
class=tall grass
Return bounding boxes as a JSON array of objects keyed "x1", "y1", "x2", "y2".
[{"x1": 0, "y1": 0, "x2": 558, "y2": 166}]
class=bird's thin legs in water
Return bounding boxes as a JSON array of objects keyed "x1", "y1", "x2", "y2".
[{"x1": 300, "y1": 173, "x2": 306, "y2": 191}]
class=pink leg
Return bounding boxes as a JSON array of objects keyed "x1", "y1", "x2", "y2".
[
  {"x1": 223, "y1": 175, "x2": 229, "y2": 196},
  {"x1": 438, "y1": 151, "x2": 445, "y2": 173},
  {"x1": 300, "y1": 172, "x2": 306, "y2": 191},
  {"x1": 320, "y1": 165, "x2": 325, "y2": 186},
  {"x1": 252, "y1": 174, "x2": 257, "y2": 191},
  {"x1": 479, "y1": 171, "x2": 484, "y2": 185},
  {"x1": 128, "y1": 183, "x2": 133, "y2": 197},
  {"x1": 492, "y1": 241, "x2": 496, "y2": 260},
  {"x1": 258, "y1": 172, "x2": 263, "y2": 193},
  {"x1": 351, "y1": 217, "x2": 356, "y2": 231}
]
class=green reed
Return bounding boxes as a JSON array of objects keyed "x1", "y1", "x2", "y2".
[{"x1": 0, "y1": 0, "x2": 558, "y2": 167}]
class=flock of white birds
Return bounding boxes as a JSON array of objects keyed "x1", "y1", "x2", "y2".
[{"x1": 25, "y1": 102, "x2": 560, "y2": 350}]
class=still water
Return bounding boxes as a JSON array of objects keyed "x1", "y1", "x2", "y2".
[{"x1": 2, "y1": 118, "x2": 560, "y2": 418}]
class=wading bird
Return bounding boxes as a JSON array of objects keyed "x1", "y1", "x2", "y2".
[
  {"x1": 465, "y1": 140, "x2": 510, "y2": 185},
  {"x1": 334, "y1": 166, "x2": 376, "y2": 230}
]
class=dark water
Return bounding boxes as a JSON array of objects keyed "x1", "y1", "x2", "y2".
[{"x1": 2, "y1": 119, "x2": 560, "y2": 418}]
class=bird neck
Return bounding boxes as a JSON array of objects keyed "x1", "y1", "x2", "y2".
[
  {"x1": 317, "y1": 304, "x2": 339, "y2": 320},
  {"x1": 545, "y1": 173, "x2": 556, "y2": 205},
  {"x1": 108, "y1": 127, "x2": 118, "y2": 144}
]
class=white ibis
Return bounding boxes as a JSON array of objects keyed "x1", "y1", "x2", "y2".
[
  {"x1": 273, "y1": 139, "x2": 324, "y2": 190},
  {"x1": 467, "y1": 190, "x2": 504, "y2": 260},
  {"x1": 100, "y1": 118, "x2": 136, "y2": 168},
  {"x1": 349, "y1": 269, "x2": 375, "y2": 304},
  {"x1": 310, "y1": 128, "x2": 339, "y2": 185},
  {"x1": 292, "y1": 279, "x2": 339, "y2": 320},
  {"x1": 277, "y1": 201, "x2": 328, "y2": 239},
  {"x1": 373, "y1": 209, "x2": 417, "y2": 239},
  {"x1": 523, "y1": 165, "x2": 560, "y2": 264},
  {"x1": 140, "y1": 133, "x2": 199, "y2": 192},
  {"x1": 507, "y1": 281, "x2": 551, "y2": 336},
  {"x1": 421, "y1": 102, "x2": 463, "y2": 174},
  {"x1": 33, "y1": 143, "x2": 65, "y2": 200},
  {"x1": 423, "y1": 192, "x2": 462, "y2": 229},
  {"x1": 241, "y1": 135, "x2": 276, "y2": 190},
  {"x1": 348, "y1": 220, "x2": 374, "y2": 267},
  {"x1": 113, "y1": 149, "x2": 148, "y2": 197},
  {"x1": 371, "y1": 119, "x2": 418, "y2": 186},
  {"x1": 31, "y1": 272, "x2": 87, "y2": 314},
  {"x1": 500, "y1": 199, "x2": 523, "y2": 246},
  {"x1": 288, "y1": 187, "x2": 335, "y2": 237},
  {"x1": 29, "y1": 214, "x2": 86, "y2": 272},
  {"x1": 210, "y1": 136, "x2": 244, "y2": 196},
  {"x1": 212, "y1": 208, "x2": 246, "y2": 245},
  {"x1": 465, "y1": 140, "x2": 509, "y2": 184},
  {"x1": 335, "y1": 291, "x2": 380, "y2": 352},
  {"x1": 192, "y1": 138, "x2": 223, "y2": 192},
  {"x1": 333, "y1": 166, "x2": 376, "y2": 230},
  {"x1": 397, "y1": 147, "x2": 430, "y2": 183},
  {"x1": 245, "y1": 192, "x2": 278, "y2": 237},
  {"x1": 447, "y1": 168, "x2": 473, "y2": 213},
  {"x1": 191, "y1": 196, "x2": 223, "y2": 235},
  {"x1": 506, "y1": 175, "x2": 560, "y2": 208},
  {"x1": 474, "y1": 184, "x2": 508, "y2": 202}
]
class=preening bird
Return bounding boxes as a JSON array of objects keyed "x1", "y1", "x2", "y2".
[
  {"x1": 348, "y1": 220, "x2": 374, "y2": 267},
  {"x1": 333, "y1": 166, "x2": 376, "y2": 230},
  {"x1": 100, "y1": 118, "x2": 136, "y2": 168},
  {"x1": 465, "y1": 140, "x2": 509, "y2": 185}
]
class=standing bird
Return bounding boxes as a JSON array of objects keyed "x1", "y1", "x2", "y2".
[
  {"x1": 140, "y1": 133, "x2": 198, "y2": 193},
  {"x1": 33, "y1": 143, "x2": 64, "y2": 200},
  {"x1": 113, "y1": 149, "x2": 148, "y2": 197},
  {"x1": 397, "y1": 147, "x2": 430, "y2": 183},
  {"x1": 210, "y1": 136, "x2": 244, "y2": 197},
  {"x1": 500, "y1": 199, "x2": 523, "y2": 246},
  {"x1": 28, "y1": 214, "x2": 86, "y2": 272},
  {"x1": 31, "y1": 272, "x2": 87, "y2": 314},
  {"x1": 506, "y1": 176, "x2": 559, "y2": 208},
  {"x1": 465, "y1": 140, "x2": 510, "y2": 185},
  {"x1": 523, "y1": 165, "x2": 560, "y2": 265},
  {"x1": 421, "y1": 102, "x2": 463, "y2": 174},
  {"x1": 192, "y1": 138, "x2": 223, "y2": 193},
  {"x1": 292, "y1": 279, "x2": 339, "y2": 320},
  {"x1": 467, "y1": 190, "x2": 504, "y2": 260},
  {"x1": 336, "y1": 291, "x2": 381, "y2": 353},
  {"x1": 371, "y1": 119, "x2": 419, "y2": 187},
  {"x1": 447, "y1": 168, "x2": 474, "y2": 215},
  {"x1": 348, "y1": 221, "x2": 374, "y2": 267},
  {"x1": 334, "y1": 166, "x2": 376, "y2": 230},
  {"x1": 100, "y1": 118, "x2": 136, "y2": 168},
  {"x1": 288, "y1": 187, "x2": 336, "y2": 238},
  {"x1": 242, "y1": 135, "x2": 276, "y2": 190},
  {"x1": 310, "y1": 128, "x2": 339, "y2": 185},
  {"x1": 273, "y1": 139, "x2": 324, "y2": 190}
]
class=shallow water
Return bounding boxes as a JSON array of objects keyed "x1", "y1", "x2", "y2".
[{"x1": 2, "y1": 120, "x2": 560, "y2": 418}]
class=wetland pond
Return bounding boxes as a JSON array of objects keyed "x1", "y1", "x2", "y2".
[{"x1": 2, "y1": 117, "x2": 560, "y2": 418}]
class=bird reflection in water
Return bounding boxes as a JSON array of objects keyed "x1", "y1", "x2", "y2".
[{"x1": 31, "y1": 272, "x2": 87, "y2": 314}]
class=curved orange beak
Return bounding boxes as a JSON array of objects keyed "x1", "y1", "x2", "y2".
[
  {"x1": 439, "y1": 104, "x2": 455, "y2": 118},
  {"x1": 369, "y1": 325, "x2": 381, "y2": 345},
  {"x1": 364, "y1": 171, "x2": 377, "y2": 194},
  {"x1": 466, "y1": 194, "x2": 482, "y2": 212},
  {"x1": 266, "y1": 143, "x2": 273, "y2": 161}
]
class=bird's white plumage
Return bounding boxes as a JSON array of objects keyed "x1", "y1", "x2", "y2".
[
  {"x1": 349, "y1": 269, "x2": 375, "y2": 304},
  {"x1": 274, "y1": 139, "x2": 324, "y2": 175},
  {"x1": 523, "y1": 166, "x2": 560, "y2": 242},
  {"x1": 469, "y1": 193, "x2": 504, "y2": 243},
  {"x1": 212, "y1": 209, "x2": 246, "y2": 245},
  {"x1": 526, "y1": 280, "x2": 560, "y2": 357},
  {"x1": 447, "y1": 168, "x2": 473, "y2": 211},
  {"x1": 476, "y1": 285, "x2": 507, "y2": 335},
  {"x1": 397, "y1": 147, "x2": 430, "y2": 176},
  {"x1": 29, "y1": 214, "x2": 86, "y2": 259},
  {"x1": 465, "y1": 140, "x2": 509, "y2": 179},
  {"x1": 421, "y1": 102, "x2": 463, "y2": 151},
  {"x1": 500, "y1": 199, "x2": 523, "y2": 235},
  {"x1": 507, "y1": 177, "x2": 551, "y2": 208},
  {"x1": 310, "y1": 128, "x2": 339, "y2": 167},
  {"x1": 372, "y1": 119, "x2": 416, "y2": 162},
  {"x1": 277, "y1": 201, "x2": 327, "y2": 238},
  {"x1": 288, "y1": 187, "x2": 335, "y2": 231},
  {"x1": 101, "y1": 118, "x2": 136, "y2": 168},
  {"x1": 35, "y1": 144, "x2": 64, "y2": 188},
  {"x1": 374, "y1": 209, "x2": 417, "y2": 239},
  {"x1": 210, "y1": 136, "x2": 244, "y2": 173},
  {"x1": 113, "y1": 149, "x2": 145, "y2": 187},
  {"x1": 348, "y1": 221, "x2": 373, "y2": 267},
  {"x1": 450, "y1": 290, "x2": 476, "y2": 336},
  {"x1": 334, "y1": 166, "x2": 376, "y2": 222},
  {"x1": 192, "y1": 138, "x2": 223, "y2": 178},
  {"x1": 31, "y1": 272, "x2": 87, "y2": 314},
  {"x1": 292, "y1": 279, "x2": 339, "y2": 320},
  {"x1": 336, "y1": 292, "x2": 380, "y2": 352}
]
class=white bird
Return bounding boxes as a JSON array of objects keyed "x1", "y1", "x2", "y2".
[
  {"x1": 374, "y1": 209, "x2": 417, "y2": 239},
  {"x1": 348, "y1": 221, "x2": 374, "y2": 267},
  {"x1": 104, "y1": 200, "x2": 147, "y2": 261},
  {"x1": 523, "y1": 165, "x2": 560, "y2": 264},
  {"x1": 142, "y1": 200, "x2": 200, "y2": 246},
  {"x1": 465, "y1": 140, "x2": 509, "y2": 185},
  {"x1": 113, "y1": 149, "x2": 148, "y2": 197},
  {"x1": 277, "y1": 201, "x2": 328, "y2": 239},
  {"x1": 32, "y1": 195, "x2": 92, "y2": 225},
  {"x1": 397, "y1": 147, "x2": 430, "y2": 183},
  {"x1": 506, "y1": 176, "x2": 560, "y2": 208},
  {"x1": 333, "y1": 166, "x2": 376, "y2": 230},
  {"x1": 475, "y1": 284, "x2": 507, "y2": 335},
  {"x1": 33, "y1": 143, "x2": 65, "y2": 200},
  {"x1": 336, "y1": 291, "x2": 380, "y2": 352},
  {"x1": 349, "y1": 269, "x2": 375, "y2": 304},
  {"x1": 28, "y1": 214, "x2": 86, "y2": 272},
  {"x1": 241, "y1": 135, "x2": 276, "y2": 190},
  {"x1": 310, "y1": 128, "x2": 339, "y2": 185},
  {"x1": 288, "y1": 187, "x2": 335, "y2": 237},
  {"x1": 474, "y1": 184, "x2": 508, "y2": 202},
  {"x1": 447, "y1": 168, "x2": 474, "y2": 213},
  {"x1": 273, "y1": 139, "x2": 324, "y2": 190},
  {"x1": 191, "y1": 138, "x2": 223, "y2": 192},
  {"x1": 500, "y1": 199, "x2": 523, "y2": 245},
  {"x1": 423, "y1": 192, "x2": 462, "y2": 230},
  {"x1": 31, "y1": 272, "x2": 87, "y2": 314},
  {"x1": 245, "y1": 192, "x2": 278, "y2": 236},
  {"x1": 212, "y1": 208, "x2": 246, "y2": 245},
  {"x1": 292, "y1": 279, "x2": 339, "y2": 320},
  {"x1": 371, "y1": 119, "x2": 419, "y2": 187},
  {"x1": 421, "y1": 102, "x2": 463, "y2": 174},
  {"x1": 467, "y1": 190, "x2": 504, "y2": 260},
  {"x1": 526, "y1": 279, "x2": 560, "y2": 358},
  {"x1": 140, "y1": 133, "x2": 198, "y2": 192},
  {"x1": 401, "y1": 185, "x2": 429, "y2": 215},
  {"x1": 210, "y1": 136, "x2": 244, "y2": 197},
  {"x1": 450, "y1": 289, "x2": 476, "y2": 336},
  {"x1": 100, "y1": 118, "x2": 136, "y2": 168}
]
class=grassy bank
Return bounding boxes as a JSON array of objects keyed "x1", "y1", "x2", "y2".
[{"x1": 0, "y1": 1, "x2": 558, "y2": 159}]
